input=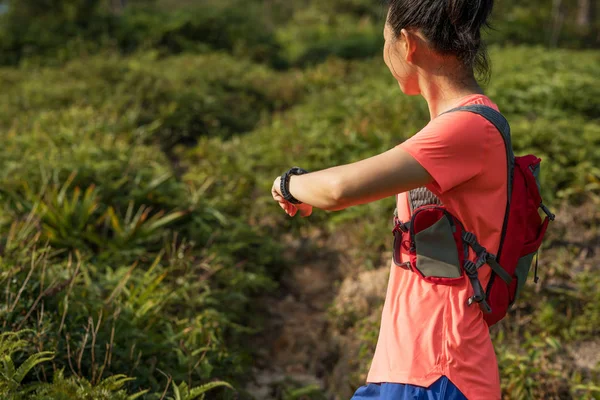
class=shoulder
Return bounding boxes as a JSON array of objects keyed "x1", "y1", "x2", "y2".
[
  {"x1": 432, "y1": 105, "x2": 500, "y2": 136},
  {"x1": 398, "y1": 101, "x2": 505, "y2": 194},
  {"x1": 402, "y1": 108, "x2": 499, "y2": 154}
]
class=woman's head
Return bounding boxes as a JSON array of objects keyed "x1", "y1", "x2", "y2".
[{"x1": 382, "y1": 0, "x2": 494, "y2": 95}]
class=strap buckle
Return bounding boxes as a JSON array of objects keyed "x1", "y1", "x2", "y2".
[
  {"x1": 464, "y1": 259, "x2": 492, "y2": 314},
  {"x1": 462, "y1": 231, "x2": 477, "y2": 246},
  {"x1": 467, "y1": 296, "x2": 492, "y2": 313},
  {"x1": 476, "y1": 251, "x2": 497, "y2": 269},
  {"x1": 392, "y1": 221, "x2": 410, "y2": 234},
  {"x1": 462, "y1": 231, "x2": 487, "y2": 255},
  {"x1": 463, "y1": 260, "x2": 477, "y2": 276},
  {"x1": 540, "y1": 202, "x2": 555, "y2": 221},
  {"x1": 396, "y1": 261, "x2": 412, "y2": 271},
  {"x1": 475, "y1": 251, "x2": 487, "y2": 269}
]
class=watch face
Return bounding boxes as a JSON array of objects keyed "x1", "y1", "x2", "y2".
[{"x1": 290, "y1": 167, "x2": 308, "y2": 175}]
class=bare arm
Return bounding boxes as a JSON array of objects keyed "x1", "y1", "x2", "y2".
[{"x1": 272, "y1": 146, "x2": 433, "y2": 213}]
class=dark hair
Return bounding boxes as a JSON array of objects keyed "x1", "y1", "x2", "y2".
[{"x1": 384, "y1": 0, "x2": 494, "y2": 80}]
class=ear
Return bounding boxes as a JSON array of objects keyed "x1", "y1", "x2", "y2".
[{"x1": 398, "y1": 28, "x2": 417, "y2": 63}]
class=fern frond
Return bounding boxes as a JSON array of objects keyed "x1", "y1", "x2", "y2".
[
  {"x1": 1, "y1": 355, "x2": 16, "y2": 380},
  {"x1": 186, "y1": 381, "x2": 234, "y2": 400},
  {"x1": 128, "y1": 389, "x2": 150, "y2": 400},
  {"x1": 14, "y1": 351, "x2": 54, "y2": 384},
  {"x1": 97, "y1": 374, "x2": 135, "y2": 391},
  {"x1": 172, "y1": 380, "x2": 182, "y2": 400}
]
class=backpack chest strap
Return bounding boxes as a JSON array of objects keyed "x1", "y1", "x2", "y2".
[{"x1": 462, "y1": 231, "x2": 512, "y2": 285}]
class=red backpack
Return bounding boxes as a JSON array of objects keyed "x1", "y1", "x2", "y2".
[{"x1": 392, "y1": 105, "x2": 554, "y2": 326}]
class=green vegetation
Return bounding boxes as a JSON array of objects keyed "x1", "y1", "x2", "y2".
[{"x1": 0, "y1": 0, "x2": 598, "y2": 399}]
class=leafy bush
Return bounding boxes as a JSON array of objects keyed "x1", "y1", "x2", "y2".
[
  {"x1": 489, "y1": 0, "x2": 600, "y2": 48},
  {"x1": 0, "y1": 330, "x2": 233, "y2": 399},
  {"x1": 0, "y1": 0, "x2": 116, "y2": 66},
  {"x1": 114, "y1": 2, "x2": 285, "y2": 66},
  {"x1": 488, "y1": 47, "x2": 600, "y2": 120},
  {"x1": 0, "y1": 0, "x2": 284, "y2": 67},
  {"x1": 277, "y1": 9, "x2": 384, "y2": 67},
  {"x1": 0, "y1": 52, "x2": 305, "y2": 149},
  {"x1": 0, "y1": 205, "x2": 275, "y2": 397}
]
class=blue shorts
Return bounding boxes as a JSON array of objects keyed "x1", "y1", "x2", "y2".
[{"x1": 351, "y1": 377, "x2": 467, "y2": 400}]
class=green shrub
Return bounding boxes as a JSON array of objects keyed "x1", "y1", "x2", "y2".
[
  {"x1": 0, "y1": 0, "x2": 116, "y2": 66},
  {"x1": 277, "y1": 10, "x2": 384, "y2": 67},
  {"x1": 488, "y1": 1, "x2": 600, "y2": 48},
  {"x1": 0, "y1": 52, "x2": 305, "y2": 149},
  {"x1": 0, "y1": 330, "x2": 233, "y2": 399},
  {"x1": 488, "y1": 47, "x2": 600, "y2": 120},
  {"x1": 0, "y1": 105, "x2": 187, "y2": 213},
  {"x1": 114, "y1": 3, "x2": 285, "y2": 66},
  {"x1": 0, "y1": 0, "x2": 284, "y2": 67},
  {"x1": 0, "y1": 213, "x2": 273, "y2": 396}
]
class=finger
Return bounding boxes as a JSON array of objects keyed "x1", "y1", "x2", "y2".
[
  {"x1": 281, "y1": 201, "x2": 292, "y2": 215},
  {"x1": 273, "y1": 192, "x2": 285, "y2": 202},
  {"x1": 287, "y1": 203, "x2": 297, "y2": 217},
  {"x1": 300, "y1": 207, "x2": 312, "y2": 217}
]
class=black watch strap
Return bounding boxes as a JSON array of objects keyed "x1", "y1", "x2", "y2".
[{"x1": 281, "y1": 167, "x2": 308, "y2": 205}]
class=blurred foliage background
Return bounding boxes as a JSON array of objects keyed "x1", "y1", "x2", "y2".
[{"x1": 0, "y1": 0, "x2": 598, "y2": 399}]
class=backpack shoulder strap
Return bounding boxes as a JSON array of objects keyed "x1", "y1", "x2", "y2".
[
  {"x1": 445, "y1": 104, "x2": 513, "y2": 155},
  {"x1": 448, "y1": 105, "x2": 511, "y2": 139}
]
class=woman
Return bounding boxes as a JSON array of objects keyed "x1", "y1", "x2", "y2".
[{"x1": 271, "y1": 1, "x2": 502, "y2": 399}]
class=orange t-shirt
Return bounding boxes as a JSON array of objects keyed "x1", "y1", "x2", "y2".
[{"x1": 366, "y1": 94, "x2": 505, "y2": 400}]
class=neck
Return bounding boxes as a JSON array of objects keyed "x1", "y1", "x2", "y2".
[{"x1": 419, "y1": 71, "x2": 484, "y2": 119}]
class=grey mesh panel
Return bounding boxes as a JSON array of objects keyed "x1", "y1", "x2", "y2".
[{"x1": 408, "y1": 187, "x2": 442, "y2": 214}]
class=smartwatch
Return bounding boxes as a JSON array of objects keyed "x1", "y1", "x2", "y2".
[{"x1": 280, "y1": 167, "x2": 308, "y2": 204}]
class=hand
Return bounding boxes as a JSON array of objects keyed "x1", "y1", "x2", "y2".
[{"x1": 272, "y1": 177, "x2": 312, "y2": 218}]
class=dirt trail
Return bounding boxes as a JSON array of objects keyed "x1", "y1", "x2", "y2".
[{"x1": 245, "y1": 228, "x2": 390, "y2": 400}]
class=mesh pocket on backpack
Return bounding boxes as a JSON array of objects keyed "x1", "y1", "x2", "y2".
[
  {"x1": 414, "y1": 216, "x2": 462, "y2": 279},
  {"x1": 393, "y1": 206, "x2": 466, "y2": 284}
]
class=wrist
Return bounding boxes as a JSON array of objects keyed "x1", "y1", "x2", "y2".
[
  {"x1": 281, "y1": 167, "x2": 308, "y2": 205},
  {"x1": 274, "y1": 176, "x2": 283, "y2": 196}
]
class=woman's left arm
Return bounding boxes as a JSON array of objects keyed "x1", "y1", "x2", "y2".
[{"x1": 273, "y1": 146, "x2": 433, "y2": 212}]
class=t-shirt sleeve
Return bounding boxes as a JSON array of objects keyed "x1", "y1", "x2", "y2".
[{"x1": 399, "y1": 111, "x2": 491, "y2": 194}]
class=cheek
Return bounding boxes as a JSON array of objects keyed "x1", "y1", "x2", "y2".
[
  {"x1": 384, "y1": 45, "x2": 419, "y2": 95},
  {"x1": 386, "y1": 46, "x2": 408, "y2": 82},
  {"x1": 383, "y1": 42, "x2": 392, "y2": 70}
]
